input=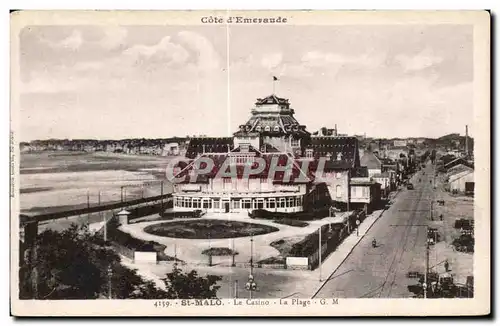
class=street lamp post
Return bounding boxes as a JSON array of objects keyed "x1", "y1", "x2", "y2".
[
  {"x1": 245, "y1": 274, "x2": 257, "y2": 299},
  {"x1": 208, "y1": 231, "x2": 212, "y2": 267},
  {"x1": 250, "y1": 235, "x2": 254, "y2": 275},
  {"x1": 232, "y1": 238, "x2": 236, "y2": 267},
  {"x1": 107, "y1": 265, "x2": 112, "y2": 299}
]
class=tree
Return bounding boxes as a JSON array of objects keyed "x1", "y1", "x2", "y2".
[
  {"x1": 19, "y1": 224, "x2": 167, "y2": 300},
  {"x1": 19, "y1": 223, "x2": 223, "y2": 300},
  {"x1": 161, "y1": 264, "x2": 222, "y2": 299}
]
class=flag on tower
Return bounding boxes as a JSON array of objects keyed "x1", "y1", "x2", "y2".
[{"x1": 273, "y1": 76, "x2": 279, "y2": 81}]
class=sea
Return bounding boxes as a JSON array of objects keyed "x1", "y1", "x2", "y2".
[{"x1": 19, "y1": 151, "x2": 174, "y2": 215}]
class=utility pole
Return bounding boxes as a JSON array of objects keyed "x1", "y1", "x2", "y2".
[
  {"x1": 160, "y1": 181, "x2": 164, "y2": 213},
  {"x1": 347, "y1": 169, "x2": 351, "y2": 213},
  {"x1": 319, "y1": 225, "x2": 322, "y2": 282},
  {"x1": 121, "y1": 186, "x2": 124, "y2": 203},
  {"x1": 87, "y1": 191, "x2": 90, "y2": 224},
  {"x1": 424, "y1": 238, "x2": 430, "y2": 299},
  {"x1": 103, "y1": 205, "x2": 107, "y2": 243}
]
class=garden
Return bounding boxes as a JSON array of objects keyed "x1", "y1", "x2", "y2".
[{"x1": 143, "y1": 219, "x2": 280, "y2": 239}]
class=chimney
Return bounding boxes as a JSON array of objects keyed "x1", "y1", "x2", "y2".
[
  {"x1": 465, "y1": 125, "x2": 469, "y2": 156},
  {"x1": 334, "y1": 124, "x2": 338, "y2": 136}
]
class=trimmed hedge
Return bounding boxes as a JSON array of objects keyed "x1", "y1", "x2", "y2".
[
  {"x1": 106, "y1": 218, "x2": 179, "y2": 261},
  {"x1": 201, "y1": 247, "x2": 238, "y2": 256},
  {"x1": 273, "y1": 219, "x2": 309, "y2": 227},
  {"x1": 249, "y1": 209, "x2": 330, "y2": 221}
]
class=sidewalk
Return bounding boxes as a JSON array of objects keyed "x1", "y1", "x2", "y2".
[{"x1": 310, "y1": 208, "x2": 386, "y2": 298}]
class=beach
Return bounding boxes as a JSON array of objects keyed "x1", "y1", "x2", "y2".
[{"x1": 20, "y1": 151, "x2": 174, "y2": 215}]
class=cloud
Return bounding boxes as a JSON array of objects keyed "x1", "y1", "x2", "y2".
[
  {"x1": 73, "y1": 61, "x2": 104, "y2": 71},
  {"x1": 21, "y1": 70, "x2": 82, "y2": 93},
  {"x1": 261, "y1": 53, "x2": 283, "y2": 70},
  {"x1": 122, "y1": 36, "x2": 190, "y2": 67},
  {"x1": 99, "y1": 26, "x2": 128, "y2": 50},
  {"x1": 52, "y1": 30, "x2": 84, "y2": 51},
  {"x1": 395, "y1": 48, "x2": 444, "y2": 72},
  {"x1": 301, "y1": 51, "x2": 385, "y2": 68},
  {"x1": 177, "y1": 31, "x2": 220, "y2": 71}
]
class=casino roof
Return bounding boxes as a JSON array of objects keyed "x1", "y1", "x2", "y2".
[
  {"x1": 185, "y1": 137, "x2": 233, "y2": 159},
  {"x1": 304, "y1": 136, "x2": 360, "y2": 169},
  {"x1": 173, "y1": 152, "x2": 316, "y2": 185},
  {"x1": 255, "y1": 94, "x2": 290, "y2": 106},
  {"x1": 234, "y1": 94, "x2": 310, "y2": 138}
]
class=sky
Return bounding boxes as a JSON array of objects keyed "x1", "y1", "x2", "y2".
[{"x1": 18, "y1": 24, "x2": 473, "y2": 141}]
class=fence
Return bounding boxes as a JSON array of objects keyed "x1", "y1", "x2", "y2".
[
  {"x1": 20, "y1": 194, "x2": 173, "y2": 225},
  {"x1": 307, "y1": 210, "x2": 365, "y2": 270}
]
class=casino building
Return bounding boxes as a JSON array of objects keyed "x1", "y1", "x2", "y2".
[{"x1": 172, "y1": 94, "x2": 380, "y2": 214}]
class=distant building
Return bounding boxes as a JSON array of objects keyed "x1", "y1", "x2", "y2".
[
  {"x1": 447, "y1": 168, "x2": 474, "y2": 194},
  {"x1": 360, "y1": 151, "x2": 382, "y2": 177},
  {"x1": 393, "y1": 140, "x2": 407, "y2": 147},
  {"x1": 350, "y1": 177, "x2": 381, "y2": 212}
]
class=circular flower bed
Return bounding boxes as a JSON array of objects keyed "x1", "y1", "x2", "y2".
[{"x1": 143, "y1": 219, "x2": 279, "y2": 239}]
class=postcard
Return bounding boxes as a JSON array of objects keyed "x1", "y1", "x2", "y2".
[{"x1": 10, "y1": 10, "x2": 490, "y2": 316}]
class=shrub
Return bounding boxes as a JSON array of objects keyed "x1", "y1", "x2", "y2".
[
  {"x1": 257, "y1": 256, "x2": 285, "y2": 264},
  {"x1": 249, "y1": 209, "x2": 329, "y2": 221},
  {"x1": 273, "y1": 219, "x2": 309, "y2": 227},
  {"x1": 201, "y1": 247, "x2": 238, "y2": 257}
]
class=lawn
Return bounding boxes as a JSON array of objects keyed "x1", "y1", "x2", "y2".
[{"x1": 143, "y1": 219, "x2": 280, "y2": 239}]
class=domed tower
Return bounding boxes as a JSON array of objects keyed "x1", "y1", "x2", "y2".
[{"x1": 233, "y1": 94, "x2": 310, "y2": 155}]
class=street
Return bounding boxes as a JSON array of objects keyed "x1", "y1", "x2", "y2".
[{"x1": 314, "y1": 163, "x2": 436, "y2": 298}]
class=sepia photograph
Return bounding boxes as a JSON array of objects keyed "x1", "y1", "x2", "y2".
[{"x1": 9, "y1": 10, "x2": 490, "y2": 316}]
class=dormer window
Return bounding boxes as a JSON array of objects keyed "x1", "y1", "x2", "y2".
[
  {"x1": 306, "y1": 149, "x2": 314, "y2": 158},
  {"x1": 326, "y1": 153, "x2": 332, "y2": 160},
  {"x1": 255, "y1": 126, "x2": 262, "y2": 132},
  {"x1": 264, "y1": 126, "x2": 271, "y2": 132},
  {"x1": 337, "y1": 152, "x2": 343, "y2": 161},
  {"x1": 273, "y1": 126, "x2": 280, "y2": 132}
]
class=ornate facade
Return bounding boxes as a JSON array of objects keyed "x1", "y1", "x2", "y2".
[{"x1": 172, "y1": 94, "x2": 377, "y2": 214}]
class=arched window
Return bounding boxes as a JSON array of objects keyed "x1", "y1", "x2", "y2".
[
  {"x1": 255, "y1": 126, "x2": 262, "y2": 132},
  {"x1": 273, "y1": 126, "x2": 280, "y2": 132},
  {"x1": 264, "y1": 126, "x2": 271, "y2": 132}
]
